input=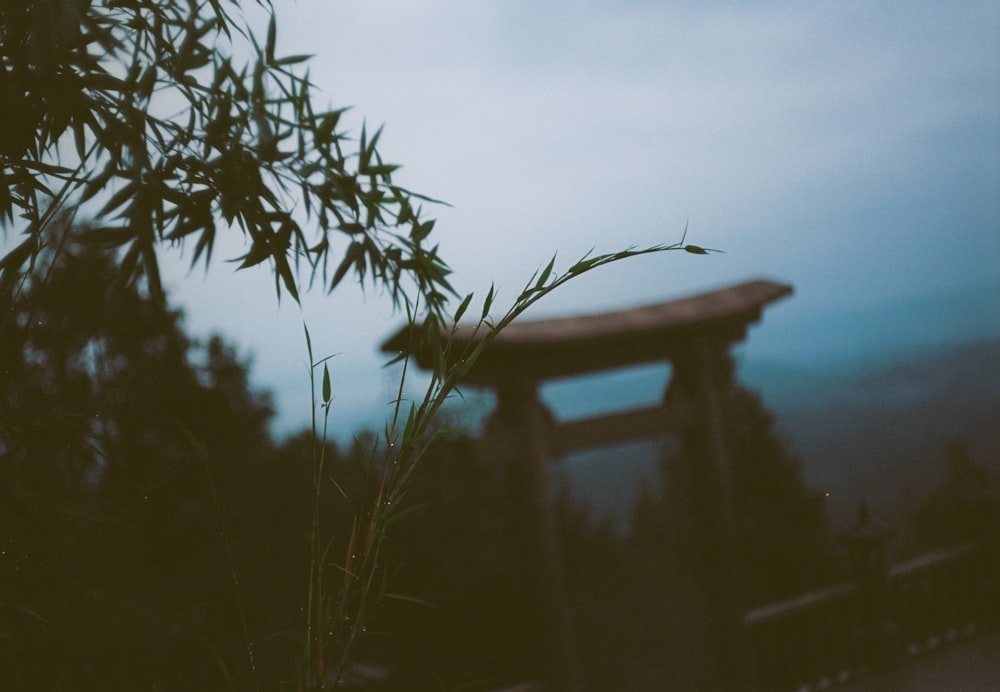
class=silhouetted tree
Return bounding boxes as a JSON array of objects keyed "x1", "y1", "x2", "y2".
[
  {"x1": 912, "y1": 437, "x2": 995, "y2": 550},
  {"x1": 0, "y1": 234, "x2": 289, "y2": 689},
  {"x1": 632, "y1": 357, "x2": 834, "y2": 608},
  {"x1": 723, "y1": 384, "x2": 833, "y2": 605}
]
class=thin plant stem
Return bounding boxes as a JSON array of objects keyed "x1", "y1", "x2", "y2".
[
  {"x1": 298, "y1": 232, "x2": 701, "y2": 687},
  {"x1": 180, "y1": 425, "x2": 260, "y2": 692}
]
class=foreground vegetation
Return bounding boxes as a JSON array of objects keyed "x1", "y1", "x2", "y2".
[
  {"x1": 0, "y1": 1, "x2": 695, "y2": 685},
  {"x1": 4, "y1": 242, "x2": 993, "y2": 688}
]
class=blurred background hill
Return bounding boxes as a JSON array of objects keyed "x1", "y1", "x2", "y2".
[{"x1": 543, "y1": 280, "x2": 1000, "y2": 535}]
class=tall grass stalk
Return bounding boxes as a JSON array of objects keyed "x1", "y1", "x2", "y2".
[
  {"x1": 297, "y1": 234, "x2": 706, "y2": 688},
  {"x1": 180, "y1": 424, "x2": 260, "y2": 692}
]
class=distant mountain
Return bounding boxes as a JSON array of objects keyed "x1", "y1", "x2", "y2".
[
  {"x1": 742, "y1": 337, "x2": 1000, "y2": 530},
  {"x1": 544, "y1": 281, "x2": 1000, "y2": 533},
  {"x1": 547, "y1": 336, "x2": 1000, "y2": 535}
]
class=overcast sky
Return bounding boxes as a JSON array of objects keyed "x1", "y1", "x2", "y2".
[{"x1": 160, "y1": 0, "x2": 999, "y2": 439}]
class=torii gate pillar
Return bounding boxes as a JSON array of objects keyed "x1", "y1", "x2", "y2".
[{"x1": 482, "y1": 377, "x2": 580, "y2": 690}]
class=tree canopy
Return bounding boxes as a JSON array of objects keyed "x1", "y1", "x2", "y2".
[{"x1": 1, "y1": 0, "x2": 452, "y2": 314}]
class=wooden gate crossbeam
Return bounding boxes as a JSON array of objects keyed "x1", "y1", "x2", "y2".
[
  {"x1": 383, "y1": 278, "x2": 792, "y2": 385},
  {"x1": 381, "y1": 277, "x2": 793, "y2": 691}
]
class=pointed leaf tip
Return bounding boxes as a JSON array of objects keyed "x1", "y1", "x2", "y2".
[{"x1": 322, "y1": 363, "x2": 332, "y2": 404}]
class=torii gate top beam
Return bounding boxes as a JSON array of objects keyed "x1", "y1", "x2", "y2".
[{"x1": 382, "y1": 278, "x2": 793, "y2": 385}]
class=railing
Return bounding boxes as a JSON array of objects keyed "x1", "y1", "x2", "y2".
[{"x1": 746, "y1": 542, "x2": 996, "y2": 691}]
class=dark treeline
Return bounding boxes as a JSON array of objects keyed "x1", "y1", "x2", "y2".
[
  {"x1": 2, "y1": 239, "x2": 992, "y2": 690},
  {"x1": 2, "y1": 240, "x2": 307, "y2": 688}
]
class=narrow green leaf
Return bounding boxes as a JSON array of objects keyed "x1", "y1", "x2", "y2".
[
  {"x1": 382, "y1": 503, "x2": 426, "y2": 528},
  {"x1": 19, "y1": 160, "x2": 75, "y2": 176},
  {"x1": 339, "y1": 222, "x2": 366, "y2": 235},
  {"x1": 73, "y1": 119, "x2": 87, "y2": 162},
  {"x1": 382, "y1": 592, "x2": 438, "y2": 609},
  {"x1": 77, "y1": 226, "x2": 137, "y2": 247},
  {"x1": 265, "y1": 12, "x2": 276, "y2": 64},
  {"x1": 86, "y1": 72, "x2": 129, "y2": 92},
  {"x1": 365, "y1": 124, "x2": 384, "y2": 158},
  {"x1": 412, "y1": 219, "x2": 434, "y2": 243},
  {"x1": 0, "y1": 237, "x2": 36, "y2": 274},
  {"x1": 137, "y1": 65, "x2": 157, "y2": 98},
  {"x1": 237, "y1": 241, "x2": 271, "y2": 269},
  {"x1": 565, "y1": 248, "x2": 596, "y2": 275},
  {"x1": 330, "y1": 242, "x2": 364, "y2": 291},
  {"x1": 536, "y1": 255, "x2": 556, "y2": 289},
  {"x1": 363, "y1": 163, "x2": 400, "y2": 177},
  {"x1": 113, "y1": 242, "x2": 142, "y2": 295},
  {"x1": 684, "y1": 244, "x2": 723, "y2": 254},
  {"x1": 453, "y1": 293, "x2": 473, "y2": 323},
  {"x1": 481, "y1": 284, "x2": 495, "y2": 321},
  {"x1": 517, "y1": 277, "x2": 544, "y2": 302},
  {"x1": 275, "y1": 53, "x2": 313, "y2": 66},
  {"x1": 322, "y1": 363, "x2": 332, "y2": 404},
  {"x1": 276, "y1": 255, "x2": 300, "y2": 302},
  {"x1": 358, "y1": 123, "x2": 368, "y2": 170},
  {"x1": 99, "y1": 182, "x2": 137, "y2": 217},
  {"x1": 190, "y1": 220, "x2": 216, "y2": 269},
  {"x1": 304, "y1": 323, "x2": 314, "y2": 364}
]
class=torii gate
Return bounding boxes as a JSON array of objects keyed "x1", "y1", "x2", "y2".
[{"x1": 383, "y1": 278, "x2": 793, "y2": 691}]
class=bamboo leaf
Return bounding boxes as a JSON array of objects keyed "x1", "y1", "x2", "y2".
[
  {"x1": 265, "y1": 12, "x2": 276, "y2": 64},
  {"x1": 303, "y1": 323, "x2": 314, "y2": 364},
  {"x1": 363, "y1": 163, "x2": 400, "y2": 177},
  {"x1": 382, "y1": 592, "x2": 438, "y2": 609},
  {"x1": 536, "y1": 255, "x2": 556, "y2": 289},
  {"x1": 453, "y1": 293, "x2": 473, "y2": 323},
  {"x1": 77, "y1": 226, "x2": 137, "y2": 247},
  {"x1": 237, "y1": 241, "x2": 271, "y2": 269},
  {"x1": 411, "y1": 219, "x2": 434, "y2": 243},
  {"x1": 99, "y1": 182, "x2": 137, "y2": 217},
  {"x1": 330, "y1": 242, "x2": 364, "y2": 291},
  {"x1": 275, "y1": 53, "x2": 313, "y2": 66},
  {"x1": 339, "y1": 222, "x2": 366, "y2": 235},
  {"x1": 481, "y1": 284, "x2": 495, "y2": 321},
  {"x1": 322, "y1": 363, "x2": 332, "y2": 404},
  {"x1": 684, "y1": 244, "x2": 724, "y2": 254},
  {"x1": 0, "y1": 237, "x2": 36, "y2": 275},
  {"x1": 275, "y1": 254, "x2": 300, "y2": 302}
]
